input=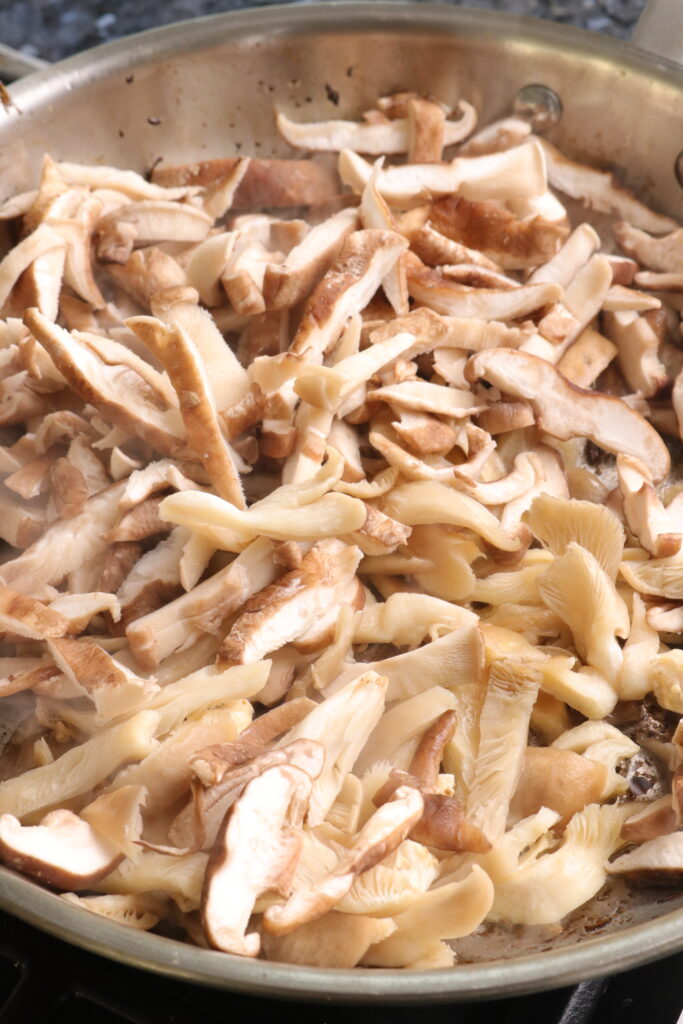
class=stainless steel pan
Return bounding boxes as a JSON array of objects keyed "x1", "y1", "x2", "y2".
[{"x1": 1, "y1": 0, "x2": 683, "y2": 1001}]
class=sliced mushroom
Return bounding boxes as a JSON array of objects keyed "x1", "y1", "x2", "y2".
[
  {"x1": 509, "y1": 746, "x2": 607, "y2": 825},
  {"x1": 0, "y1": 810, "x2": 122, "y2": 889},
  {"x1": 466, "y1": 348, "x2": 670, "y2": 482},
  {"x1": 523, "y1": 493, "x2": 625, "y2": 580},
  {"x1": 201, "y1": 763, "x2": 313, "y2": 956},
  {"x1": 608, "y1": 831, "x2": 683, "y2": 883},
  {"x1": 96, "y1": 200, "x2": 212, "y2": 264}
]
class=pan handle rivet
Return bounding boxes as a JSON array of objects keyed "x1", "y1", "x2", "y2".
[
  {"x1": 674, "y1": 153, "x2": 683, "y2": 189},
  {"x1": 513, "y1": 84, "x2": 562, "y2": 133}
]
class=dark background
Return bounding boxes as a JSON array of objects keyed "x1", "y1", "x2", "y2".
[{"x1": 0, "y1": 0, "x2": 648, "y2": 64}]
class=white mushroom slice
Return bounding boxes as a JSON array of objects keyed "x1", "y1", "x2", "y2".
[
  {"x1": 556, "y1": 327, "x2": 617, "y2": 388},
  {"x1": 465, "y1": 348, "x2": 670, "y2": 482},
  {"x1": 368, "y1": 379, "x2": 483, "y2": 419},
  {"x1": 620, "y1": 551, "x2": 683, "y2": 599},
  {"x1": 551, "y1": 721, "x2": 638, "y2": 799},
  {"x1": 603, "y1": 285, "x2": 661, "y2": 313},
  {"x1": 405, "y1": 255, "x2": 561, "y2": 320},
  {"x1": 635, "y1": 270, "x2": 683, "y2": 290},
  {"x1": 108, "y1": 245, "x2": 187, "y2": 310},
  {"x1": 353, "y1": 592, "x2": 476, "y2": 646},
  {"x1": 454, "y1": 452, "x2": 537, "y2": 506},
  {"x1": 609, "y1": 831, "x2": 683, "y2": 881},
  {"x1": 277, "y1": 103, "x2": 476, "y2": 154},
  {"x1": 471, "y1": 560, "x2": 550, "y2": 606},
  {"x1": 98, "y1": 850, "x2": 208, "y2": 912},
  {"x1": 0, "y1": 223, "x2": 66, "y2": 312},
  {"x1": 355, "y1": 687, "x2": 457, "y2": 775},
  {"x1": 467, "y1": 660, "x2": 540, "y2": 843},
  {"x1": 539, "y1": 656, "x2": 617, "y2": 720},
  {"x1": 459, "y1": 116, "x2": 532, "y2": 156},
  {"x1": 81, "y1": 785, "x2": 147, "y2": 861},
  {"x1": 107, "y1": 706, "x2": 246, "y2": 815},
  {"x1": 96, "y1": 201, "x2": 212, "y2": 264},
  {"x1": 201, "y1": 764, "x2": 313, "y2": 956},
  {"x1": 291, "y1": 229, "x2": 408, "y2": 360},
  {"x1": 260, "y1": 911, "x2": 396, "y2": 968},
  {"x1": 330, "y1": 624, "x2": 484, "y2": 704},
  {"x1": 118, "y1": 459, "x2": 200, "y2": 511},
  {"x1": 362, "y1": 864, "x2": 493, "y2": 968},
  {"x1": 359, "y1": 165, "x2": 409, "y2": 315},
  {"x1": 0, "y1": 480, "x2": 127, "y2": 594},
  {"x1": 148, "y1": 662, "x2": 268, "y2": 739},
  {"x1": 125, "y1": 536, "x2": 277, "y2": 670},
  {"x1": 0, "y1": 810, "x2": 121, "y2": 889},
  {"x1": 280, "y1": 671, "x2": 388, "y2": 826},
  {"x1": 537, "y1": 543, "x2": 629, "y2": 684},
  {"x1": 200, "y1": 156, "x2": 251, "y2": 219},
  {"x1": 528, "y1": 223, "x2": 600, "y2": 286},
  {"x1": 25, "y1": 311, "x2": 187, "y2": 457},
  {"x1": 537, "y1": 254, "x2": 612, "y2": 353},
  {"x1": 618, "y1": 454, "x2": 681, "y2": 558},
  {"x1": 47, "y1": 592, "x2": 120, "y2": 634},
  {"x1": 339, "y1": 140, "x2": 547, "y2": 209},
  {"x1": 603, "y1": 310, "x2": 669, "y2": 398},
  {"x1": 218, "y1": 539, "x2": 361, "y2": 666},
  {"x1": 523, "y1": 493, "x2": 625, "y2": 581},
  {"x1": 489, "y1": 803, "x2": 630, "y2": 926},
  {"x1": 55, "y1": 162, "x2": 194, "y2": 201},
  {"x1": 0, "y1": 584, "x2": 68, "y2": 640},
  {"x1": 429, "y1": 195, "x2": 567, "y2": 270},
  {"x1": 368, "y1": 305, "x2": 525, "y2": 352},
  {"x1": 619, "y1": 593, "x2": 661, "y2": 701},
  {"x1": 46, "y1": 638, "x2": 158, "y2": 722},
  {"x1": 0, "y1": 710, "x2": 158, "y2": 819},
  {"x1": 263, "y1": 207, "x2": 357, "y2": 311},
  {"x1": 614, "y1": 220, "x2": 683, "y2": 273},
  {"x1": 263, "y1": 786, "x2": 424, "y2": 935},
  {"x1": 381, "y1": 480, "x2": 523, "y2": 553},
  {"x1": 648, "y1": 650, "x2": 683, "y2": 713},
  {"x1": 185, "y1": 232, "x2": 236, "y2": 306},
  {"x1": 282, "y1": 404, "x2": 333, "y2": 485},
  {"x1": 60, "y1": 892, "x2": 163, "y2": 931},
  {"x1": 539, "y1": 140, "x2": 677, "y2": 234}
]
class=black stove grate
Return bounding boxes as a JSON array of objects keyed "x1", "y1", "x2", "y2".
[{"x1": 0, "y1": 909, "x2": 681, "y2": 1024}]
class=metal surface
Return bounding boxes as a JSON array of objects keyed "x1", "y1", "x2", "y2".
[
  {"x1": 633, "y1": 0, "x2": 683, "y2": 64},
  {"x1": 0, "y1": 0, "x2": 683, "y2": 1001}
]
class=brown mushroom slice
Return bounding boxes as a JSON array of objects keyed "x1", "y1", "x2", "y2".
[
  {"x1": 465, "y1": 348, "x2": 670, "y2": 482},
  {"x1": 201, "y1": 763, "x2": 313, "y2": 956},
  {"x1": 280, "y1": 671, "x2": 388, "y2": 826},
  {"x1": 263, "y1": 785, "x2": 423, "y2": 936},
  {"x1": 405, "y1": 255, "x2": 562, "y2": 320},
  {"x1": 127, "y1": 316, "x2": 244, "y2": 508},
  {"x1": 537, "y1": 543, "x2": 628, "y2": 684},
  {"x1": 107, "y1": 245, "x2": 187, "y2": 309},
  {"x1": 0, "y1": 709, "x2": 159, "y2": 819},
  {"x1": 617, "y1": 454, "x2": 681, "y2": 558},
  {"x1": 96, "y1": 201, "x2": 212, "y2": 264},
  {"x1": 80, "y1": 785, "x2": 147, "y2": 861},
  {"x1": 603, "y1": 310, "x2": 669, "y2": 398},
  {"x1": 25, "y1": 311, "x2": 187, "y2": 457},
  {"x1": 47, "y1": 637, "x2": 158, "y2": 722},
  {"x1": 381, "y1": 479, "x2": 523, "y2": 553},
  {"x1": 429, "y1": 195, "x2": 567, "y2": 270},
  {"x1": 466, "y1": 659, "x2": 540, "y2": 843},
  {"x1": 390, "y1": 410, "x2": 458, "y2": 456},
  {"x1": 291, "y1": 229, "x2": 408, "y2": 360},
  {"x1": 408, "y1": 222, "x2": 502, "y2": 271},
  {"x1": 199, "y1": 156, "x2": 251, "y2": 219},
  {"x1": 125, "y1": 536, "x2": 278, "y2": 670},
  {"x1": 538, "y1": 141, "x2": 677, "y2": 234},
  {"x1": 331, "y1": 624, "x2": 484, "y2": 708},
  {"x1": 114, "y1": 527, "x2": 186, "y2": 632},
  {"x1": 362, "y1": 864, "x2": 493, "y2": 968},
  {"x1": 407, "y1": 97, "x2": 451, "y2": 163},
  {"x1": 356, "y1": 687, "x2": 458, "y2": 776},
  {"x1": 263, "y1": 207, "x2": 357, "y2": 311},
  {"x1": 0, "y1": 809, "x2": 122, "y2": 889},
  {"x1": 259, "y1": 911, "x2": 396, "y2": 968},
  {"x1": 528, "y1": 223, "x2": 600, "y2": 287},
  {"x1": 276, "y1": 104, "x2": 476, "y2": 154},
  {"x1": 0, "y1": 584, "x2": 68, "y2": 640},
  {"x1": 339, "y1": 140, "x2": 547, "y2": 209},
  {"x1": 0, "y1": 479, "x2": 127, "y2": 595},
  {"x1": 608, "y1": 831, "x2": 683, "y2": 883},
  {"x1": 509, "y1": 746, "x2": 607, "y2": 825},
  {"x1": 117, "y1": 459, "x2": 201, "y2": 511},
  {"x1": 620, "y1": 796, "x2": 678, "y2": 843},
  {"x1": 190, "y1": 697, "x2": 316, "y2": 786},
  {"x1": 551, "y1": 721, "x2": 638, "y2": 800},
  {"x1": 368, "y1": 305, "x2": 525, "y2": 352},
  {"x1": 104, "y1": 496, "x2": 169, "y2": 543},
  {"x1": 0, "y1": 224, "x2": 66, "y2": 311}
]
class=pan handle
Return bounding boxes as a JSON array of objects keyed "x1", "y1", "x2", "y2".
[
  {"x1": 0, "y1": 43, "x2": 48, "y2": 82},
  {"x1": 633, "y1": 0, "x2": 683, "y2": 65}
]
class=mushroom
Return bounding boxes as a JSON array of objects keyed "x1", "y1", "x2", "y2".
[
  {"x1": 200, "y1": 763, "x2": 314, "y2": 956},
  {"x1": 276, "y1": 103, "x2": 476, "y2": 154},
  {"x1": 608, "y1": 831, "x2": 683, "y2": 883},
  {"x1": 361, "y1": 864, "x2": 494, "y2": 968},
  {"x1": 259, "y1": 911, "x2": 396, "y2": 968},
  {"x1": 509, "y1": 747, "x2": 607, "y2": 825},
  {"x1": 104, "y1": 496, "x2": 170, "y2": 543},
  {"x1": 617, "y1": 454, "x2": 681, "y2": 558},
  {"x1": 556, "y1": 327, "x2": 617, "y2": 388},
  {"x1": 0, "y1": 709, "x2": 159, "y2": 819},
  {"x1": 0, "y1": 809, "x2": 122, "y2": 889},
  {"x1": 0, "y1": 224, "x2": 66, "y2": 312},
  {"x1": 551, "y1": 721, "x2": 638, "y2": 800},
  {"x1": 0, "y1": 583, "x2": 68, "y2": 640},
  {"x1": 407, "y1": 96, "x2": 450, "y2": 163},
  {"x1": 614, "y1": 220, "x2": 683, "y2": 273},
  {"x1": 408, "y1": 222, "x2": 502, "y2": 271},
  {"x1": 466, "y1": 659, "x2": 540, "y2": 844},
  {"x1": 539, "y1": 655, "x2": 618, "y2": 720},
  {"x1": 603, "y1": 310, "x2": 669, "y2": 397},
  {"x1": 458, "y1": 115, "x2": 531, "y2": 156},
  {"x1": 620, "y1": 551, "x2": 683, "y2": 600},
  {"x1": 527, "y1": 223, "x2": 600, "y2": 287},
  {"x1": 368, "y1": 304, "x2": 525, "y2": 351},
  {"x1": 60, "y1": 892, "x2": 164, "y2": 931},
  {"x1": 620, "y1": 796, "x2": 678, "y2": 843},
  {"x1": 80, "y1": 785, "x2": 147, "y2": 860},
  {"x1": 538, "y1": 140, "x2": 677, "y2": 234},
  {"x1": 98, "y1": 850, "x2": 208, "y2": 912},
  {"x1": 46, "y1": 637, "x2": 158, "y2": 722},
  {"x1": 465, "y1": 348, "x2": 671, "y2": 482},
  {"x1": 115, "y1": 527, "x2": 186, "y2": 632},
  {"x1": 429, "y1": 195, "x2": 567, "y2": 270},
  {"x1": 353, "y1": 592, "x2": 477, "y2": 647},
  {"x1": 339, "y1": 140, "x2": 547, "y2": 209},
  {"x1": 536, "y1": 254, "x2": 612, "y2": 353},
  {"x1": 95, "y1": 200, "x2": 212, "y2": 265},
  {"x1": 523, "y1": 493, "x2": 625, "y2": 580}
]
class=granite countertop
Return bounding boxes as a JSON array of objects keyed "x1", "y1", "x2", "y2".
[{"x1": 0, "y1": 0, "x2": 648, "y2": 64}]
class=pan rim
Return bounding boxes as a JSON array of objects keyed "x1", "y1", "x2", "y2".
[{"x1": 1, "y1": 0, "x2": 683, "y2": 1001}]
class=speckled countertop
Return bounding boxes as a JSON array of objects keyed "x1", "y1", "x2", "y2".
[{"x1": 0, "y1": 0, "x2": 647, "y2": 64}]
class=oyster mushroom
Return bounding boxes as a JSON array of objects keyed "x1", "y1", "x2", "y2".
[{"x1": 509, "y1": 747, "x2": 607, "y2": 825}]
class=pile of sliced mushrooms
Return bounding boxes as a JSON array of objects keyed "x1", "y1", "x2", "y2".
[{"x1": 0, "y1": 89, "x2": 683, "y2": 971}]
